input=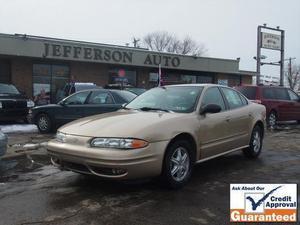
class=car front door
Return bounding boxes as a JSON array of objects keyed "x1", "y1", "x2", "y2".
[
  {"x1": 198, "y1": 87, "x2": 230, "y2": 158},
  {"x1": 84, "y1": 90, "x2": 121, "y2": 117},
  {"x1": 55, "y1": 91, "x2": 91, "y2": 125},
  {"x1": 287, "y1": 89, "x2": 300, "y2": 121},
  {"x1": 220, "y1": 87, "x2": 252, "y2": 150}
]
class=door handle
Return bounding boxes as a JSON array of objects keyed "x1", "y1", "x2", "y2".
[{"x1": 225, "y1": 116, "x2": 231, "y2": 122}]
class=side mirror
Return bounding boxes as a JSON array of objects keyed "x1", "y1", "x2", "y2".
[
  {"x1": 121, "y1": 103, "x2": 127, "y2": 108},
  {"x1": 200, "y1": 104, "x2": 222, "y2": 115}
]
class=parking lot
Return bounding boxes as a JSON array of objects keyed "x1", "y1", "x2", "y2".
[{"x1": 0, "y1": 124, "x2": 299, "y2": 225}]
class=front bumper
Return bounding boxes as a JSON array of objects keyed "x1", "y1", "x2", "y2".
[{"x1": 47, "y1": 136, "x2": 169, "y2": 180}]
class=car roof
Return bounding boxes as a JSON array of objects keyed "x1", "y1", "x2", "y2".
[
  {"x1": 236, "y1": 85, "x2": 288, "y2": 89},
  {"x1": 165, "y1": 83, "x2": 228, "y2": 88}
]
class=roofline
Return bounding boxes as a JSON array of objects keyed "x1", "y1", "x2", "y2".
[{"x1": 0, "y1": 33, "x2": 239, "y2": 63}]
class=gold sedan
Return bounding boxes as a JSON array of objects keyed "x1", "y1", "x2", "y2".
[{"x1": 47, "y1": 84, "x2": 266, "y2": 188}]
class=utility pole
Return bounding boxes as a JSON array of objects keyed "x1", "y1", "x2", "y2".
[{"x1": 256, "y1": 26, "x2": 262, "y2": 85}]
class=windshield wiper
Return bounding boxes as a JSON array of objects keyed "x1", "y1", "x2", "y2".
[{"x1": 138, "y1": 107, "x2": 172, "y2": 113}]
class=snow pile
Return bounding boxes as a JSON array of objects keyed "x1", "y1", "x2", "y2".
[{"x1": 0, "y1": 124, "x2": 38, "y2": 134}]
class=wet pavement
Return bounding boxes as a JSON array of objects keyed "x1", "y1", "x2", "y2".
[{"x1": 0, "y1": 126, "x2": 299, "y2": 225}]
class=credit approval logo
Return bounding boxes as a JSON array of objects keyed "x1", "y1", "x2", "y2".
[{"x1": 230, "y1": 184, "x2": 297, "y2": 222}]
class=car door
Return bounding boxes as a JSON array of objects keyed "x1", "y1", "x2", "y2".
[
  {"x1": 198, "y1": 87, "x2": 231, "y2": 158},
  {"x1": 272, "y1": 88, "x2": 291, "y2": 121},
  {"x1": 220, "y1": 87, "x2": 252, "y2": 150},
  {"x1": 287, "y1": 89, "x2": 300, "y2": 121},
  {"x1": 83, "y1": 90, "x2": 121, "y2": 117},
  {"x1": 55, "y1": 91, "x2": 91, "y2": 125}
]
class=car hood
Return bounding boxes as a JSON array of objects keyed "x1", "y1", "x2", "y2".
[
  {"x1": 59, "y1": 109, "x2": 189, "y2": 141},
  {"x1": 0, "y1": 93, "x2": 27, "y2": 100}
]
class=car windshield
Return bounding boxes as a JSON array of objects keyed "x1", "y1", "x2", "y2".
[
  {"x1": 0, "y1": 83, "x2": 20, "y2": 94},
  {"x1": 126, "y1": 86, "x2": 203, "y2": 113}
]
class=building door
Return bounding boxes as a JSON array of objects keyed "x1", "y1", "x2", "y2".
[
  {"x1": 0, "y1": 59, "x2": 11, "y2": 83},
  {"x1": 33, "y1": 64, "x2": 69, "y2": 105}
]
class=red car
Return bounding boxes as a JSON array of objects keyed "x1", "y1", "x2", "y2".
[{"x1": 235, "y1": 85, "x2": 300, "y2": 127}]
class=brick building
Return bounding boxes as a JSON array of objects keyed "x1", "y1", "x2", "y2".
[{"x1": 0, "y1": 33, "x2": 255, "y2": 103}]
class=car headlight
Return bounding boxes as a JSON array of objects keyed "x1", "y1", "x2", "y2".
[
  {"x1": 90, "y1": 138, "x2": 148, "y2": 149},
  {"x1": 55, "y1": 131, "x2": 67, "y2": 143},
  {"x1": 0, "y1": 101, "x2": 2, "y2": 109},
  {"x1": 27, "y1": 100, "x2": 35, "y2": 108}
]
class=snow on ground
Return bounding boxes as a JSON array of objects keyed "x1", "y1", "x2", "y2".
[{"x1": 0, "y1": 124, "x2": 38, "y2": 134}]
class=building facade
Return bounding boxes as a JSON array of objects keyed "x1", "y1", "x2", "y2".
[{"x1": 0, "y1": 33, "x2": 254, "y2": 103}]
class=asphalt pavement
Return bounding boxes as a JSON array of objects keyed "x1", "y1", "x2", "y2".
[{"x1": 0, "y1": 125, "x2": 299, "y2": 225}]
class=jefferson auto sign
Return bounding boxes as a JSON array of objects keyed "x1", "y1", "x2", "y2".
[{"x1": 261, "y1": 32, "x2": 281, "y2": 51}]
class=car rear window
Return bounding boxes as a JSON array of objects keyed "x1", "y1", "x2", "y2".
[{"x1": 236, "y1": 87, "x2": 256, "y2": 100}]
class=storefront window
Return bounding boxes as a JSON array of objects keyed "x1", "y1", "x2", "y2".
[
  {"x1": 33, "y1": 64, "x2": 69, "y2": 105},
  {"x1": 181, "y1": 75, "x2": 197, "y2": 83},
  {"x1": 108, "y1": 68, "x2": 136, "y2": 87}
]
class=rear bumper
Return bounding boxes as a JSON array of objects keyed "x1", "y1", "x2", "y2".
[{"x1": 47, "y1": 139, "x2": 169, "y2": 180}]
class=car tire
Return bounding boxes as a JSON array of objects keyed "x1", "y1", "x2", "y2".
[
  {"x1": 267, "y1": 111, "x2": 277, "y2": 128},
  {"x1": 36, "y1": 113, "x2": 52, "y2": 133},
  {"x1": 161, "y1": 140, "x2": 193, "y2": 189},
  {"x1": 243, "y1": 125, "x2": 263, "y2": 159}
]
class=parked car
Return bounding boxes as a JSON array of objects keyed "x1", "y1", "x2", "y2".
[
  {"x1": 234, "y1": 85, "x2": 300, "y2": 127},
  {"x1": 0, "y1": 83, "x2": 34, "y2": 122},
  {"x1": 56, "y1": 82, "x2": 100, "y2": 103},
  {"x1": 47, "y1": 84, "x2": 266, "y2": 188},
  {"x1": 29, "y1": 89, "x2": 137, "y2": 133},
  {"x1": 0, "y1": 131, "x2": 8, "y2": 157}
]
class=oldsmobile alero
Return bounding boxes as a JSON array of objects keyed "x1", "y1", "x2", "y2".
[{"x1": 47, "y1": 84, "x2": 266, "y2": 188}]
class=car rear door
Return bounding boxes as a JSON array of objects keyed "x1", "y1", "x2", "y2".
[
  {"x1": 220, "y1": 87, "x2": 252, "y2": 150},
  {"x1": 287, "y1": 89, "x2": 300, "y2": 121},
  {"x1": 83, "y1": 90, "x2": 121, "y2": 117},
  {"x1": 272, "y1": 88, "x2": 291, "y2": 121},
  {"x1": 55, "y1": 91, "x2": 91, "y2": 125}
]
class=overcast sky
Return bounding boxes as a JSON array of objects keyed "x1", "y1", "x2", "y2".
[{"x1": 0, "y1": 0, "x2": 299, "y2": 76}]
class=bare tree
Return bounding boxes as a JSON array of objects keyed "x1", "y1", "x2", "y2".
[
  {"x1": 285, "y1": 63, "x2": 300, "y2": 91},
  {"x1": 142, "y1": 31, "x2": 207, "y2": 56}
]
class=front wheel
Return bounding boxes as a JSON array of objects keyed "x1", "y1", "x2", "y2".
[
  {"x1": 36, "y1": 113, "x2": 52, "y2": 133},
  {"x1": 161, "y1": 140, "x2": 193, "y2": 189},
  {"x1": 243, "y1": 125, "x2": 263, "y2": 158}
]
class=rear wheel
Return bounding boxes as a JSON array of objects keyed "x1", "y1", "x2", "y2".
[
  {"x1": 243, "y1": 125, "x2": 263, "y2": 158},
  {"x1": 161, "y1": 140, "x2": 193, "y2": 189},
  {"x1": 267, "y1": 111, "x2": 277, "y2": 128},
  {"x1": 36, "y1": 113, "x2": 52, "y2": 133}
]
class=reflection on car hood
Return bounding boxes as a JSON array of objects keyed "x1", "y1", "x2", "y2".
[{"x1": 59, "y1": 109, "x2": 186, "y2": 139}]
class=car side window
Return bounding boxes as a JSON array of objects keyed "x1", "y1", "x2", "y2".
[
  {"x1": 287, "y1": 89, "x2": 299, "y2": 101},
  {"x1": 201, "y1": 87, "x2": 226, "y2": 111},
  {"x1": 274, "y1": 88, "x2": 289, "y2": 100},
  {"x1": 239, "y1": 94, "x2": 248, "y2": 105},
  {"x1": 221, "y1": 88, "x2": 244, "y2": 109},
  {"x1": 262, "y1": 88, "x2": 275, "y2": 99},
  {"x1": 64, "y1": 91, "x2": 90, "y2": 105},
  {"x1": 87, "y1": 91, "x2": 114, "y2": 104}
]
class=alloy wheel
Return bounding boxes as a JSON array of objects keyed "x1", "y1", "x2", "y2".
[
  {"x1": 252, "y1": 131, "x2": 261, "y2": 153},
  {"x1": 38, "y1": 116, "x2": 49, "y2": 131},
  {"x1": 170, "y1": 147, "x2": 190, "y2": 182},
  {"x1": 268, "y1": 112, "x2": 276, "y2": 128}
]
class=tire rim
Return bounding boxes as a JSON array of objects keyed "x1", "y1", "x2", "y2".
[
  {"x1": 170, "y1": 147, "x2": 190, "y2": 182},
  {"x1": 38, "y1": 116, "x2": 49, "y2": 131},
  {"x1": 268, "y1": 113, "x2": 276, "y2": 127},
  {"x1": 253, "y1": 131, "x2": 261, "y2": 153}
]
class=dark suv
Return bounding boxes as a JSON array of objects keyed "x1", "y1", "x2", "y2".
[
  {"x1": 235, "y1": 85, "x2": 300, "y2": 127},
  {"x1": 0, "y1": 83, "x2": 34, "y2": 121}
]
